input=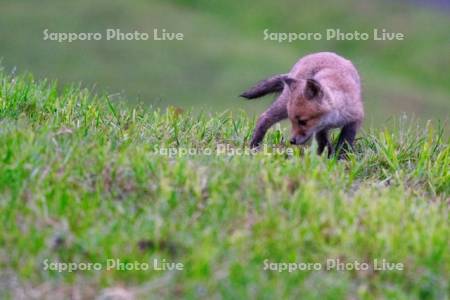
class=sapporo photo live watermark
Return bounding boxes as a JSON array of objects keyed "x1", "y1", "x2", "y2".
[
  {"x1": 263, "y1": 28, "x2": 405, "y2": 43},
  {"x1": 150, "y1": 144, "x2": 296, "y2": 158},
  {"x1": 263, "y1": 258, "x2": 404, "y2": 273},
  {"x1": 42, "y1": 258, "x2": 184, "y2": 273},
  {"x1": 42, "y1": 28, "x2": 184, "y2": 43}
]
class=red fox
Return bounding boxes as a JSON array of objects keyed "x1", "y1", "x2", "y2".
[{"x1": 240, "y1": 52, "x2": 364, "y2": 157}]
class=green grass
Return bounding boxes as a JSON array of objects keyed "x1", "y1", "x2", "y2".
[{"x1": 0, "y1": 72, "x2": 449, "y2": 299}]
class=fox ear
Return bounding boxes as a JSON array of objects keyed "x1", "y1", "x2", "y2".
[
  {"x1": 283, "y1": 77, "x2": 299, "y2": 93},
  {"x1": 304, "y1": 78, "x2": 323, "y2": 100},
  {"x1": 283, "y1": 77, "x2": 299, "y2": 94}
]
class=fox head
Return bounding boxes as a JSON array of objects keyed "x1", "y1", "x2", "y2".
[{"x1": 286, "y1": 78, "x2": 329, "y2": 145}]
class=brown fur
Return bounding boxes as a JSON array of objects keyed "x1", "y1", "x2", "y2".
[{"x1": 241, "y1": 52, "x2": 364, "y2": 157}]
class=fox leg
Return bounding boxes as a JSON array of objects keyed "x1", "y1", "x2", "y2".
[
  {"x1": 335, "y1": 121, "x2": 360, "y2": 158},
  {"x1": 250, "y1": 95, "x2": 288, "y2": 148},
  {"x1": 316, "y1": 129, "x2": 333, "y2": 156}
]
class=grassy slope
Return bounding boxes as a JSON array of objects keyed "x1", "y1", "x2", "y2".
[
  {"x1": 0, "y1": 72, "x2": 448, "y2": 299},
  {"x1": 0, "y1": 0, "x2": 449, "y2": 125}
]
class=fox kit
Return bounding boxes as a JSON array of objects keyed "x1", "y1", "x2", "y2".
[{"x1": 240, "y1": 52, "x2": 364, "y2": 157}]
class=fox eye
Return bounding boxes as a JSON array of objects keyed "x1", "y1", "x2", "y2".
[{"x1": 297, "y1": 118, "x2": 308, "y2": 126}]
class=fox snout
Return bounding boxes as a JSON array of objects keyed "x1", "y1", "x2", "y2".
[{"x1": 290, "y1": 134, "x2": 312, "y2": 145}]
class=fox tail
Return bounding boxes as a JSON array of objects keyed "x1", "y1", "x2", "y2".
[{"x1": 240, "y1": 74, "x2": 295, "y2": 99}]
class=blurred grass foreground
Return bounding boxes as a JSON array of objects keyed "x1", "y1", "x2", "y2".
[{"x1": 0, "y1": 65, "x2": 449, "y2": 299}]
